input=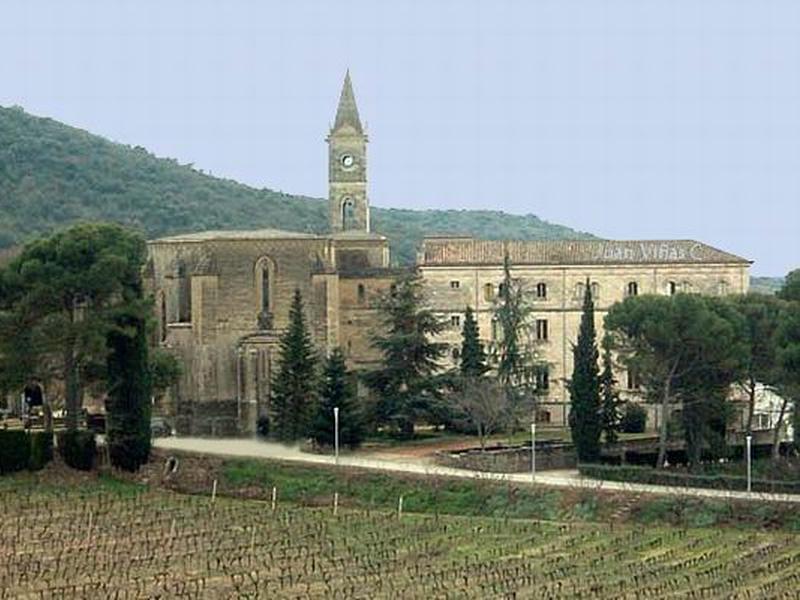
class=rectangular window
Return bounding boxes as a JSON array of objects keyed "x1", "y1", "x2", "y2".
[
  {"x1": 450, "y1": 280, "x2": 460, "y2": 289},
  {"x1": 535, "y1": 366, "x2": 550, "y2": 391},
  {"x1": 536, "y1": 282, "x2": 547, "y2": 299},
  {"x1": 626, "y1": 369, "x2": 640, "y2": 390},
  {"x1": 536, "y1": 319, "x2": 549, "y2": 341},
  {"x1": 450, "y1": 315, "x2": 461, "y2": 328}
]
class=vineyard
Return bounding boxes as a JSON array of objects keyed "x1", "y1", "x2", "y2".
[{"x1": 2, "y1": 482, "x2": 800, "y2": 598}]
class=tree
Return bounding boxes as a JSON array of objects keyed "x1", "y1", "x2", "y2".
[
  {"x1": 453, "y1": 377, "x2": 508, "y2": 450},
  {"x1": 0, "y1": 223, "x2": 147, "y2": 431},
  {"x1": 605, "y1": 294, "x2": 746, "y2": 468},
  {"x1": 493, "y1": 255, "x2": 540, "y2": 419},
  {"x1": 365, "y1": 272, "x2": 446, "y2": 438},
  {"x1": 729, "y1": 294, "x2": 784, "y2": 434},
  {"x1": 778, "y1": 269, "x2": 800, "y2": 302},
  {"x1": 459, "y1": 306, "x2": 488, "y2": 377},
  {"x1": 271, "y1": 289, "x2": 317, "y2": 442},
  {"x1": 599, "y1": 340, "x2": 622, "y2": 445},
  {"x1": 105, "y1": 306, "x2": 152, "y2": 471},
  {"x1": 775, "y1": 300, "x2": 800, "y2": 453},
  {"x1": 310, "y1": 348, "x2": 363, "y2": 449},
  {"x1": 568, "y1": 279, "x2": 602, "y2": 462}
]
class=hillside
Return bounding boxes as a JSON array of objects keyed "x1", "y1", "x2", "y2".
[
  {"x1": 750, "y1": 276, "x2": 785, "y2": 295},
  {"x1": 0, "y1": 105, "x2": 591, "y2": 264}
]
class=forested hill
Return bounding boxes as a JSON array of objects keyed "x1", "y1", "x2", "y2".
[{"x1": 0, "y1": 105, "x2": 592, "y2": 264}]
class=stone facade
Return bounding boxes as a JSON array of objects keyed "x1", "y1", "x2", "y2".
[
  {"x1": 419, "y1": 237, "x2": 750, "y2": 427},
  {"x1": 146, "y1": 73, "x2": 751, "y2": 436}
]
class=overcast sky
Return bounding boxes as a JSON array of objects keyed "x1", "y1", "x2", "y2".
[{"x1": 2, "y1": 1, "x2": 799, "y2": 275}]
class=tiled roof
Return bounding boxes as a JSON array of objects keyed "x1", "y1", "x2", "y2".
[
  {"x1": 150, "y1": 229, "x2": 319, "y2": 243},
  {"x1": 420, "y1": 238, "x2": 750, "y2": 266}
]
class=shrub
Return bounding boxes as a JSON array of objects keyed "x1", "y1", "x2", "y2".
[
  {"x1": 619, "y1": 403, "x2": 647, "y2": 434},
  {"x1": 28, "y1": 432, "x2": 53, "y2": 471},
  {"x1": 58, "y1": 430, "x2": 96, "y2": 471},
  {"x1": 0, "y1": 430, "x2": 30, "y2": 474}
]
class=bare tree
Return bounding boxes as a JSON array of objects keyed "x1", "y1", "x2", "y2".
[{"x1": 453, "y1": 377, "x2": 510, "y2": 450}]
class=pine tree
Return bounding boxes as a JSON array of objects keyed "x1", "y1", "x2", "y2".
[
  {"x1": 569, "y1": 278, "x2": 602, "y2": 462},
  {"x1": 459, "y1": 306, "x2": 488, "y2": 377},
  {"x1": 365, "y1": 272, "x2": 446, "y2": 438},
  {"x1": 599, "y1": 341, "x2": 622, "y2": 445},
  {"x1": 310, "y1": 348, "x2": 364, "y2": 448},
  {"x1": 271, "y1": 289, "x2": 317, "y2": 442},
  {"x1": 106, "y1": 306, "x2": 152, "y2": 471}
]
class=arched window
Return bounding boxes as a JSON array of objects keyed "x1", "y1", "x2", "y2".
[
  {"x1": 341, "y1": 197, "x2": 356, "y2": 230},
  {"x1": 718, "y1": 280, "x2": 730, "y2": 295},
  {"x1": 483, "y1": 283, "x2": 494, "y2": 302},
  {"x1": 535, "y1": 282, "x2": 547, "y2": 299},
  {"x1": 590, "y1": 282, "x2": 600, "y2": 300},
  {"x1": 627, "y1": 281, "x2": 639, "y2": 297},
  {"x1": 667, "y1": 281, "x2": 678, "y2": 296},
  {"x1": 177, "y1": 262, "x2": 191, "y2": 323},
  {"x1": 159, "y1": 292, "x2": 167, "y2": 342},
  {"x1": 357, "y1": 283, "x2": 366, "y2": 304},
  {"x1": 575, "y1": 282, "x2": 586, "y2": 300},
  {"x1": 255, "y1": 257, "x2": 275, "y2": 316}
]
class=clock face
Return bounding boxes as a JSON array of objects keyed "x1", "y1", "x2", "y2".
[{"x1": 340, "y1": 154, "x2": 355, "y2": 169}]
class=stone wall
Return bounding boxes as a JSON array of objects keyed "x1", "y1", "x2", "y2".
[{"x1": 435, "y1": 443, "x2": 577, "y2": 473}]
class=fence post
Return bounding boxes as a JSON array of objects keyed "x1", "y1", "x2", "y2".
[
  {"x1": 271, "y1": 486, "x2": 277, "y2": 512},
  {"x1": 398, "y1": 495, "x2": 404, "y2": 520}
]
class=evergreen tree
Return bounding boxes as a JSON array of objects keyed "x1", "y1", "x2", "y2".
[
  {"x1": 599, "y1": 341, "x2": 622, "y2": 445},
  {"x1": 310, "y1": 348, "x2": 364, "y2": 448},
  {"x1": 106, "y1": 307, "x2": 152, "y2": 471},
  {"x1": 365, "y1": 272, "x2": 446, "y2": 438},
  {"x1": 271, "y1": 289, "x2": 317, "y2": 442},
  {"x1": 568, "y1": 279, "x2": 602, "y2": 462},
  {"x1": 459, "y1": 306, "x2": 488, "y2": 377}
]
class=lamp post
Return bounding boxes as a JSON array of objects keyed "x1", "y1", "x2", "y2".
[
  {"x1": 531, "y1": 422, "x2": 536, "y2": 483},
  {"x1": 746, "y1": 433, "x2": 752, "y2": 493},
  {"x1": 334, "y1": 406, "x2": 340, "y2": 466}
]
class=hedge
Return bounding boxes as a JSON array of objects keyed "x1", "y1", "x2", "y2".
[
  {"x1": 0, "y1": 430, "x2": 31, "y2": 474},
  {"x1": 29, "y1": 432, "x2": 54, "y2": 471},
  {"x1": 579, "y1": 463, "x2": 800, "y2": 495},
  {"x1": 58, "y1": 430, "x2": 96, "y2": 471}
]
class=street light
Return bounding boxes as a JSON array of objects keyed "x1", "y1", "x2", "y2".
[
  {"x1": 334, "y1": 406, "x2": 340, "y2": 466},
  {"x1": 746, "y1": 433, "x2": 752, "y2": 493},
  {"x1": 531, "y1": 422, "x2": 536, "y2": 483}
]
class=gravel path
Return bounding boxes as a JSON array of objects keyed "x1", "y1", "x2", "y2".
[{"x1": 154, "y1": 436, "x2": 800, "y2": 504}]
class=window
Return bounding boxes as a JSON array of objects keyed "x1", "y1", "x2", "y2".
[
  {"x1": 357, "y1": 283, "x2": 366, "y2": 304},
  {"x1": 535, "y1": 366, "x2": 550, "y2": 391},
  {"x1": 668, "y1": 281, "x2": 678, "y2": 296},
  {"x1": 177, "y1": 262, "x2": 191, "y2": 323},
  {"x1": 626, "y1": 369, "x2": 640, "y2": 390},
  {"x1": 590, "y1": 282, "x2": 600, "y2": 300},
  {"x1": 390, "y1": 283, "x2": 398, "y2": 297},
  {"x1": 483, "y1": 283, "x2": 494, "y2": 302},
  {"x1": 255, "y1": 257, "x2": 274, "y2": 321},
  {"x1": 535, "y1": 282, "x2": 547, "y2": 299},
  {"x1": 452, "y1": 347, "x2": 461, "y2": 361},
  {"x1": 450, "y1": 315, "x2": 461, "y2": 328},
  {"x1": 718, "y1": 280, "x2": 730, "y2": 296},
  {"x1": 536, "y1": 409, "x2": 551, "y2": 424},
  {"x1": 159, "y1": 292, "x2": 167, "y2": 342},
  {"x1": 536, "y1": 319, "x2": 549, "y2": 341},
  {"x1": 575, "y1": 282, "x2": 586, "y2": 299},
  {"x1": 341, "y1": 197, "x2": 356, "y2": 230},
  {"x1": 754, "y1": 413, "x2": 770, "y2": 430},
  {"x1": 627, "y1": 281, "x2": 639, "y2": 297},
  {"x1": 450, "y1": 280, "x2": 460, "y2": 289},
  {"x1": 498, "y1": 282, "x2": 507, "y2": 297},
  {"x1": 491, "y1": 317, "x2": 499, "y2": 341}
]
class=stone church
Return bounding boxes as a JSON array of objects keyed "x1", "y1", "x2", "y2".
[{"x1": 146, "y1": 73, "x2": 751, "y2": 435}]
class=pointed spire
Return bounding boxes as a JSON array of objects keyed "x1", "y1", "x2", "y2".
[{"x1": 332, "y1": 70, "x2": 363, "y2": 134}]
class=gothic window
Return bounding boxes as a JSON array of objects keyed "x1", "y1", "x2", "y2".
[
  {"x1": 535, "y1": 282, "x2": 547, "y2": 299},
  {"x1": 450, "y1": 280, "x2": 460, "y2": 289},
  {"x1": 357, "y1": 283, "x2": 366, "y2": 304},
  {"x1": 255, "y1": 257, "x2": 275, "y2": 316},
  {"x1": 177, "y1": 262, "x2": 191, "y2": 323},
  {"x1": 535, "y1": 319, "x2": 549, "y2": 341},
  {"x1": 483, "y1": 283, "x2": 494, "y2": 302},
  {"x1": 341, "y1": 197, "x2": 356, "y2": 230},
  {"x1": 627, "y1": 281, "x2": 639, "y2": 297}
]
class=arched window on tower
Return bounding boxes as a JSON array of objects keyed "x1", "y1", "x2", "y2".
[
  {"x1": 357, "y1": 283, "x2": 366, "y2": 305},
  {"x1": 341, "y1": 197, "x2": 356, "y2": 230}
]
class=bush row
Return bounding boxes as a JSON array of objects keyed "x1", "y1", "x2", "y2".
[
  {"x1": 0, "y1": 430, "x2": 53, "y2": 474},
  {"x1": 579, "y1": 463, "x2": 800, "y2": 495}
]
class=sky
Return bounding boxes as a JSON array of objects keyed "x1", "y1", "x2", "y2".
[{"x1": 2, "y1": 1, "x2": 799, "y2": 276}]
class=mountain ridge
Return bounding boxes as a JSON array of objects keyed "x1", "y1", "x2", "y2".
[{"x1": 0, "y1": 104, "x2": 593, "y2": 264}]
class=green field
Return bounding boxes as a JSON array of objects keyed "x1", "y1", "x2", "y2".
[{"x1": 2, "y1": 476, "x2": 799, "y2": 598}]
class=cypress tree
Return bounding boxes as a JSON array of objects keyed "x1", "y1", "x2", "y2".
[
  {"x1": 106, "y1": 307, "x2": 152, "y2": 471},
  {"x1": 459, "y1": 306, "x2": 488, "y2": 377},
  {"x1": 310, "y1": 348, "x2": 364, "y2": 448},
  {"x1": 271, "y1": 289, "x2": 317, "y2": 442},
  {"x1": 569, "y1": 279, "x2": 602, "y2": 462},
  {"x1": 599, "y1": 341, "x2": 622, "y2": 445}
]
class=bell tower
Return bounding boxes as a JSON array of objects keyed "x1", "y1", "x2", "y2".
[{"x1": 328, "y1": 71, "x2": 369, "y2": 232}]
